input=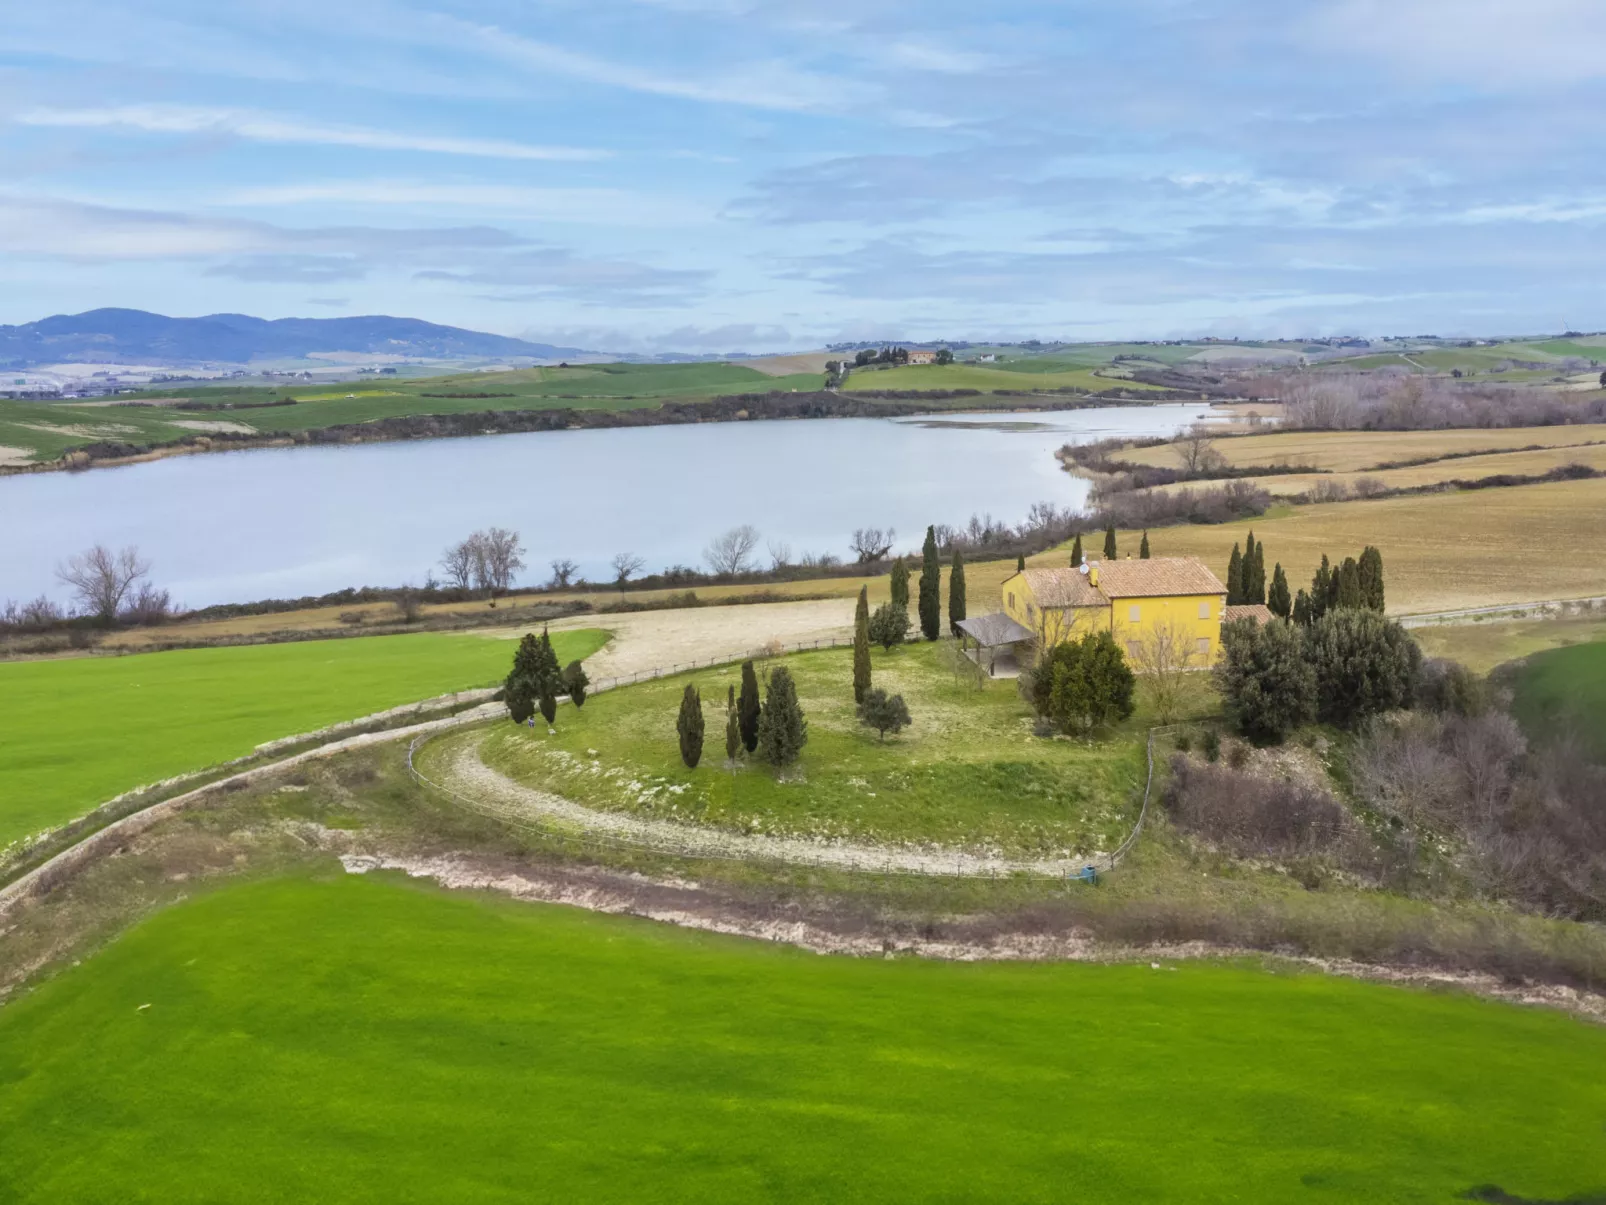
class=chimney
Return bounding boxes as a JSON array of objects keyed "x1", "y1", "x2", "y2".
[{"x1": 1089, "y1": 564, "x2": 1099, "y2": 588}]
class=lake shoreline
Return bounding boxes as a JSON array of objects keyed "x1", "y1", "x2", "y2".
[{"x1": 0, "y1": 387, "x2": 1204, "y2": 478}]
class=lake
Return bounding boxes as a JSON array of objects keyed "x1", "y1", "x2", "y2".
[{"x1": 0, "y1": 403, "x2": 1212, "y2": 607}]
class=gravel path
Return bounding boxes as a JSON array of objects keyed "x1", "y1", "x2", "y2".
[
  {"x1": 429, "y1": 731, "x2": 1100, "y2": 878},
  {"x1": 472, "y1": 598, "x2": 857, "y2": 680}
]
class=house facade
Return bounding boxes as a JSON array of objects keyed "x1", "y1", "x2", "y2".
[
  {"x1": 906, "y1": 349, "x2": 938, "y2": 365},
  {"x1": 1000, "y1": 557, "x2": 1230, "y2": 662}
]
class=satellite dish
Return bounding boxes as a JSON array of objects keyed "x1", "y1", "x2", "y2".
[{"x1": 1078, "y1": 562, "x2": 1090, "y2": 575}]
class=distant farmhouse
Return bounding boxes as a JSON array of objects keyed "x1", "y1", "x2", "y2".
[
  {"x1": 959, "y1": 557, "x2": 1269, "y2": 672},
  {"x1": 907, "y1": 350, "x2": 938, "y2": 365}
]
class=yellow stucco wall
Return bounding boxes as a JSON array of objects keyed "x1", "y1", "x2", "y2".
[{"x1": 1001, "y1": 573, "x2": 1226, "y2": 663}]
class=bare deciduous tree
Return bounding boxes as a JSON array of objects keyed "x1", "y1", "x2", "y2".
[
  {"x1": 548, "y1": 558, "x2": 579, "y2": 589},
  {"x1": 766, "y1": 540, "x2": 793, "y2": 571},
  {"x1": 440, "y1": 538, "x2": 478, "y2": 593},
  {"x1": 56, "y1": 544, "x2": 150, "y2": 624},
  {"x1": 849, "y1": 526, "x2": 896, "y2": 563},
  {"x1": 1127, "y1": 617, "x2": 1199, "y2": 725},
  {"x1": 704, "y1": 525, "x2": 761, "y2": 575},
  {"x1": 474, "y1": 527, "x2": 525, "y2": 601},
  {"x1": 611, "y1": 552, "x2": 646, "y2": 589},
  {"x1": 1173, "y1": 424, "x2": 1226, "y2": 475}
]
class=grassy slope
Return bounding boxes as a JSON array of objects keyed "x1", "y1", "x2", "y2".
[
  {"x1": 1414, "y1": 613, "x2": 1606, "y2": 674},
  {"x1": 0, "y1": 629, "x2": 607, "y2": 848},
  {"x1": 1508, "y1": 639, "x2": 1606, "y2": 758},
  {"x1": 1, "y1": 872, "x2": 1601, "y2": 1204},
  {"x1": 475, "y1": 642, "x2": 1208, "y2": 855},
  {"x1": 844, "y1": 362, "x2": 1165, "y2": 394},
  {"x1": 1125, "y1": 477, "x2": 1606, "y2": 614}
]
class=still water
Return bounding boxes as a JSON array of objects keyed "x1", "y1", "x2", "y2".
[{"x1": 0, "y1": 403, "x2": 1211, "y2": 607}]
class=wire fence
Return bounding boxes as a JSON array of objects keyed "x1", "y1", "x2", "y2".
[{"x1": 583, "y1": 634, "x2": 850, "y2": 696}]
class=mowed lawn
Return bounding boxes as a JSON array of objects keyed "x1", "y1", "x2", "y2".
[
  {"x1": 475, "y1": 642, "x2": 1191, "y2": 855},
  {"x1": 1509, "y1": 639, "x2": 1606, "y2": 759},
  {"x1": 1, "y1": 873, "x2": 1602, "y2": 1203},
  {"x1": 0, "y1": 629, "x2": 606, "y2": 847}
]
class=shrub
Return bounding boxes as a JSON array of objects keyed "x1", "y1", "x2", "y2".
[
  {"x1": 1307, "y1": 610, "x2": 1420, "y2": 728},
  {"x1": 1032, "y1": 630, "x2": 1135, "y2": 736},
  {"x1": 738, "y1": 660, "x2": 761, "y2": 753},
  {"x1": 1214, "y1": 619, "x2": 1315, "y2": 744},
  {"x1": 858, "y1": 688, "x2": 912, "y2": 741},
  {"x1": 562, "y1": 660, "x2": 589, "y2": 708},
  {"x1": 677, "y1": 684, "x2": 705, "y2": 768},
  {"x1": 868, "y1": 603, "x2": 911, "y2": 651},
  {"x1": 1415, "y1": 657, "x2": 1486, "y2": 717},
  {"x1": 1164, "y1": 756, "x2": 1365, "y2": 862}
]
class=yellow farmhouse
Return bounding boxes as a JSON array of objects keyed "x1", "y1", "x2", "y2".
[{"x1": 984, "y1": 556, "x2": 1267, "y2": 665}]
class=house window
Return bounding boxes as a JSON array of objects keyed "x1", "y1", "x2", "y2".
[
  {"x1": 1128, "y1": 604, "x2": 1141, "y2": 622},
  {"x1": 1197, "y1": 637, "x2": 1211, "y2": 655},
  {"x1": 1198, "y1": 602, "x2": 1210, "y2": 619},
  {"x1": 1008, "y1": 592, "x2": 1015, "y2": 609}
]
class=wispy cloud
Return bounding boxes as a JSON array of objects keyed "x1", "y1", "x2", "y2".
[
  {"x1": 218, "y1": 181, "x2": 712, "y2": 225},
  {"x1": 16, "y1": 105, "x2": 607, "y2": 161}
]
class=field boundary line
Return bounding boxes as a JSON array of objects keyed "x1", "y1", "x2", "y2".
[{"x1": 0, "y1": 704, "x2": 501, "y2": 918}]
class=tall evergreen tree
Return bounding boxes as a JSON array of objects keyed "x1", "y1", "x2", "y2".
[
  {"x1": 504, "y1": 633, "x2": 543, "y2": 724},
  {"x1": 852, "y1": 586, "x2": 872, "y2": 704},
  {"x1": 756, "y1": 666, "x2": 808, "y2": 767},
  {"x1": 1337, "y1": 556, "x2": 1363, "y2": 609},
  {"x1": 677, "y1": 684, "x2": 704, "y2": 768},
  {"x1": 562, "y1": 660, "x2": 589, "y2": 708},
  {"x1": 1139, "y1": 531, "x2": 1150, "y2": 559},
  {"x1": 1070, "y1": 533, "x2": 1083, "y2": 568},
  {"x1": 737, "y1": 660, "x2": 761, "y2": 753},
  {"x1": 1310, "y1": 556, "x2": 1333, "y2": 620},
  {"x1": 918, "y1": 525, "x2": 941, "y2": 641},
  {"x1": 1291, "y1": 587, "x2": 1312, "y2": 627},
  {"x1": 1016, "y1": 554, "x2": 1026, "y2": 573},
  {"x1": 1226, "y1": 543, "x2": 1244, "y2": 605},
  {"x1": 1359, "y1": 545, "x2": 1386, "y2": 612},
  {"x1": 724, "y1": 685, "x2": 740, "y2": 764},
  {"x1": 1243, "y1": 531, "x2": 1256, "y2": 586},
  {"x1": 890, "y1": 556, "x2": 910, "y2": 612},
  {"x1": 948, "y1": 550, "x2": 967, "y2": 636},
  {"x1": 1267, "y1": 563, "x2": 1292, "y2": 619},
  {"x1": 1248, "y1": 540, "x2": 1266, "y2": 605},
  {"x1": 1104, "y1": 523, "x2": 1118, "y2": 560},
  {"x1": 534, "y1": 626, "x2": 563, "y2": 728}
]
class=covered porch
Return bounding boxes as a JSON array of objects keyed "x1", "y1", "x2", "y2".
[{"x1": 954, "y1": 612, "x2": 1033, "y2": 679}]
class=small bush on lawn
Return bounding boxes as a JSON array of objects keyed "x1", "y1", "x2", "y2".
[
  {"x1": 868, "y1": 603, "x2": 911, "y2": 651},
  {"x1": 858, "y1": 688, "x2": 912, "y2": 741}
]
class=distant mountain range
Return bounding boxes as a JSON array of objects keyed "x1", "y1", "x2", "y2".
[{"x1": 0, "y1": 309, "x2": 596, "y2": 368}]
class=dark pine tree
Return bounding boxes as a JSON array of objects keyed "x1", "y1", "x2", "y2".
[
  {"x1": 1226, "y1": 543, "x2": 1244, "y2": 606},
  {"x1": 1359, "y1": 545, "x2": 1386, "y2": 612},
  {"x1": 677, "y1": 684, "x2": 704, "y2": 768},
  {"x1": 1248, "y1": 540, "x2": 1266, "y2": 606},
  {"x1": 724, "y1": 685, "x2": 740, "y2": 764},
  {"x1": 562, "y1": 660, "x2": 589, "y2": 708},
  {"x1": 1310, "y1": 555, "x2": 1333, "y2": 620},
  {"x1": 1292, "y1": 588, "x2": 1313, "y2": 627},
  {"x1": 504, "y1": 633, "x2": 542, "y2": 724},
  {"x1": 1070, "y1": 533, "x2": 1084, "y2": 568},
  {"x1": 1243, "y1": 532, "x2": 1257, "y2": 588},
  {"x1": 918, "y1": 525, "x2": 941, "y2": 641},
  {"x1": 1139, "y1": 531, "x2": 1150, "y2": 559},
  {"x1": 737, "y1": 660, "x2": 761, "y2": 753},
  {"x1": 889, "y1": 556, "x2": 910, "y2": 612},
  {"x1": 948, "y1": 550, "x2": 967, "y2": 636},
  {"x1": 1268, "y1": 563, "x2": 1292, "y2": 619},
  {"x1": 1016, "y1": 554, "x2": 1026, "y2": 573},
  {"x1": 1337, "y1": 556, "x2": 1363, "y2": 609},
  {"x1": 852, "y1": 586, "x2": 872, "y2": 704},
  {"x1": 1104, "y1": 524, "x2": 1117, "y2": 560},
  {"x1": 755, "y1": 666, "x2": 808, "y2": 767}
]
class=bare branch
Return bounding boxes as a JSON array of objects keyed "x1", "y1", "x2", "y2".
[
  {"x1": 704, "y1": 525, "x2": 762, "y2": 576},
  {"x1": 55, "y1": 544, "x2": 150, "y2": 624}
]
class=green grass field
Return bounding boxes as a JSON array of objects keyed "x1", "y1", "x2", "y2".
[
  {"x1": 0, "y1": 629, "x2": 606, "y2": 849},
  {"x1": 844, "y1": 362, "x2": 1166, "y2": 394},
  {"x1": 1, "y1": 871, "x2": 1601, "y2": 1203},
  {"x1": 1508, "y1": 638, "x2": 1606, "y2": 758},
  {"x1": 474, "y1": 642, "x2": 1209, "y2": 855}
]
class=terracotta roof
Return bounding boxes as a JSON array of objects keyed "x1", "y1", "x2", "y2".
[
  {"x1": 956, "y1": 613, "x2": 1033, "y2": 646},
  {"x1": 1014, "y1": 567, "x2": 1106, "y2": 608},
  {"x1": 1091, "y1": 556, "x2": 1226, "y2": 599},
  {"x1": 1224, "y1": 604, "x2": 1275, "y2": 625}
]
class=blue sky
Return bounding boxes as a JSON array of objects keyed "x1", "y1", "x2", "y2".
[{"x1": 3, "y1": 0, "x2": 1605, "y2": 352}]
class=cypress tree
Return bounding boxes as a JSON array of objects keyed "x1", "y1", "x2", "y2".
[
  {"x1": 504, "y1": 633, "x2": 542, "y2": 724},
  {"x1": 1243, "y1": 532, "x2": 1256, "y2": 585},
  {"x1": 1070, "y1": 533, "x2": 1083, "y2": 568},
  {"x1": 1326, "y1": 556, "x2": 1343, "y2": 613},
  {"x1": 677, "y1": 684, "x2": 704, "y2": 768},
  {"x1": 918, "y1": 525, "x2": 941, "y2": 641},
  {"x1": 890, "y1": 556, "x2": 910, "y2": 612},
  {"x1": 1016, "y1": 554, "x2": 1026, "y2": 573},
  {"x1": 538, "y1": 685, "x2": 557, "y2": 728},
  {"x1": 1104, "y1": 523, "x2": 1117, "y2": 560},
  {"x1": 562, "y1": 660, "x2": 589, "y2": 708},
  {"x1": 852, "y1": 586, "x2": 872, "y2": 704},
  {"x1": 1226, "y1": 543, "x2": 1244, "y2": 605},
  {"x1": 1248, "y1": 540, "x2": 1266, "y2": 606},
  {"x1": 1139, "y1": 531, "x2": 1150, "y2": 559},
  {"x1": 756, "y1": 666, "x2": 808, "y2": 767},
  {"x1": 534, "y1": 626, "x2": 563, "y2": 728},
  {"x1": 1359, "y1": 546, "x2": 1385, "y2": 612},
  {"x1": 948, "y1": 550, "x2": 967, "y2": 636},
  {"x1": 1268, "y1": 563, "x2": 1292, "y2": 618},
  {"x1": 1311, "y1": 555, "x2": 1332, "y2": 620},
  {"x1": 725, "y1": 685, "x2": 741, "y2": 764},
  {"x1": 1337, "y1": 556, "x2": 1362, "y2": 609},
  {"x1": 737, "y1": 660, "x2": 761, "y2": 753},
  {"x1": 1292, "y1": 588, "x2": 1312, "y2": 627}
]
